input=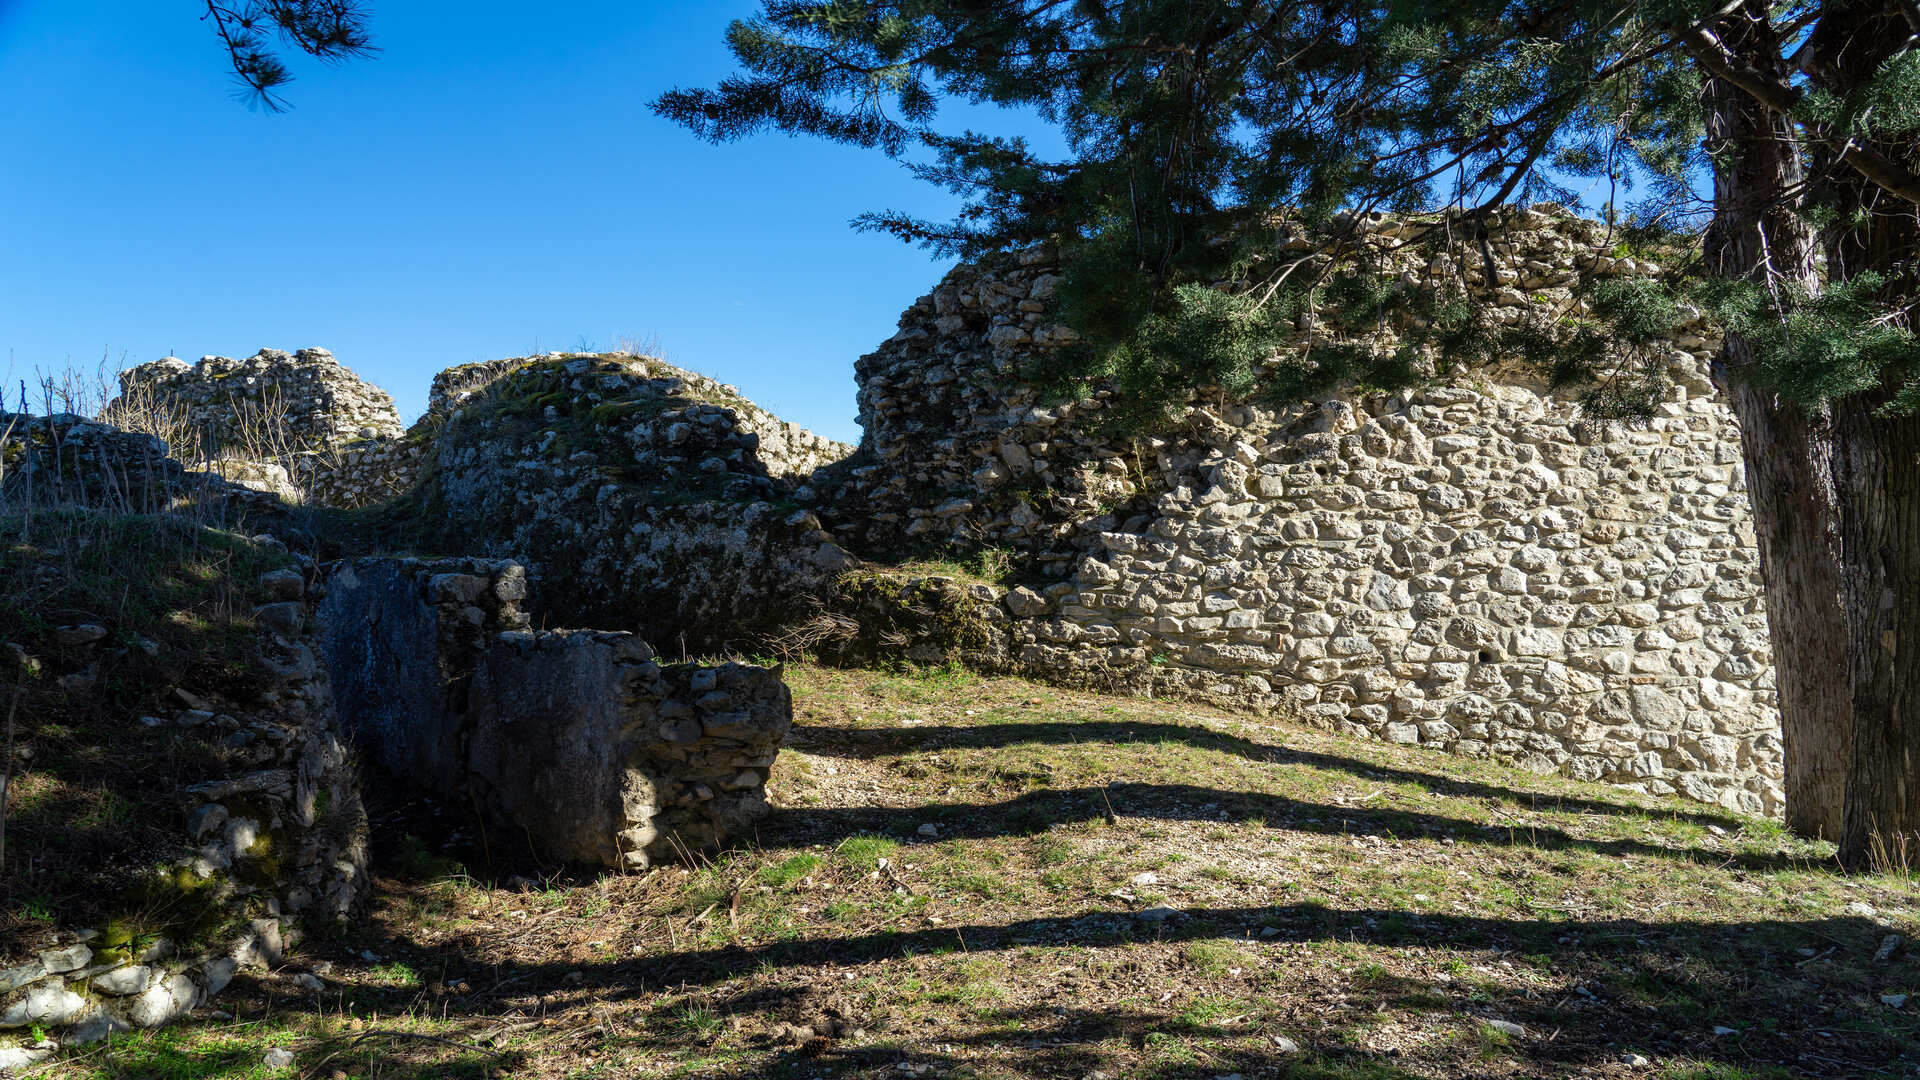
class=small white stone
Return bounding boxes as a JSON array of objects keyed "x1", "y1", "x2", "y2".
[
  {"x1": 1487, "y1": 1019, "x2": 1527, "y2": 1038},
  {"x1": 263, "y1": 1046, "x2": 296, "y2": 1068}
]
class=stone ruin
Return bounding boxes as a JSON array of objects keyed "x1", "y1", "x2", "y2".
[
  {"x1": 112, "y1": 347, "x2": 404, "y2": 448},
  {"x1": 314, "y1": 558, "x2": 792, "y2": 868},
  {"x1": 0, "y1": 556, "x2": 366, "y2": 1067},
  {"x1": 108, "y1": 347, "x2": 416, "y2": 507},
  {"x1": 818, "y1": 209, "x2": 1777, "y2": 815},
  {"x1": 79, "y1": 208, "x2": 1782, "y2": 820},
  {"x1": 0, "y1": 207, "x2": 1799, "y2": 1058}
]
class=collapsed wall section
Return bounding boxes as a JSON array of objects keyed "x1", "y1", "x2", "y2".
[
  {"x1": 105, "y1": 348, "x2": 418, "y2": 509},
  {"x1": 825, "y1": 210, "x2": 1781, "y2": 815},
  {"x1": 417, "y1": 354, "x2": 856, "y2": 649},
  {"x1": 111, "y1": 348, "x2": 404, "y2": 450},
  {"x1": 315, "y1": 557, "x2": 792, "y2": 867}
]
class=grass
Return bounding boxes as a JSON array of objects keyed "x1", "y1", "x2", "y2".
[
  {"x1": 894, "y1": 545, "x2": 1019, "y2": 586},
  {"x1": 32, "y1": 662, "x2": 1920, "y2": 1079}
]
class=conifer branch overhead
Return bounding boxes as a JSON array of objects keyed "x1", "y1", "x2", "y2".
[{"x1": 201, "y1": 0, "x2": 377, "y2": 111}]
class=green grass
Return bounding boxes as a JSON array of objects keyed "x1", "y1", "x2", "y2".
[
  {"x1": 32, "y1": 661, "x2": 1920, "y2": 1080},
  {"x1": 757, "y1": 853, "x2": 824, "y2": 888},
  {"x1": 834, "y1": 834, "x2": 900, "y2": 867},
  {"x1": 0, "y1": 509, "x2": 297, "y2": 952}
]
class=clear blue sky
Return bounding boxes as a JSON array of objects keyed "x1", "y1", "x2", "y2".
[{"x1": 0, "y1": 1, "x2": 1000, "y2": 443}]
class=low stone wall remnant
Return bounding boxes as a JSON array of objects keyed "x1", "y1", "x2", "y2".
[
  {"x1": 0, "y1": 559, "x2": 368, "y2": 1068},
  {"x1": 314, "y1": 557, "x2": 792, "y2": 867}
]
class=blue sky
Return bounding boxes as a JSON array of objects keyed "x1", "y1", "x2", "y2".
[{"x1": 0, "y1": 2, "x2": 1007, "y2": 443}]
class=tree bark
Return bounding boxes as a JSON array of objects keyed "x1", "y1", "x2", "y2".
[
  {"x1": 1697, "y1": 2, "x2": 1853, "y2": 843},
  {"x1": 1803, "y1": 4, "x2": 1920, "y2": 867},
  {"x1": 1699, "y1": 0, "x2": 1920, "y2": 863},
  {"x1": 1831, "y1": 399, "x2": 1920, "y2": 865}
]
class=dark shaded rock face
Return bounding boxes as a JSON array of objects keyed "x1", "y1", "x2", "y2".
[
  {"x1": 467, "y1": 633, "x2": 791, "y2": 867},
  {"x1": 314, "y1": 557, "x2": 791, "y2": 868}
]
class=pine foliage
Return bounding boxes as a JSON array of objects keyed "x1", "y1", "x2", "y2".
[
  {"x1": 658, "y1": 1, "x2": 1920, "y2": 418},
  {"x1": 200, "y1": 1, "x2": 377, "y2": 111}
]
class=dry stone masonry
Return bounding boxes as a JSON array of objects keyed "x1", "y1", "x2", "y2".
[
  {"x1": 414, "y1": 353, "x2": 857, "y2": 647},
  {"x1": 0, "y1": 411, "x2": 291, "y2": 520},
  {"x1": 315, "y1": 557, "x2": 792, "y2": 868},
  {"x1": 109, "y1": 348, "x2": 414, "y2": 509},
  {"x1": 85, "y1": 209, "x2": 1782, "y2": 815},
  {"x1": 0, "y1": 559, "x2": 368, "y2": 1068},
  {"x1": 113, "y1": 348, "x2": 404, "y2": 449},
  {"x1": 823, "y1": 208, "x2": 1779, "y2": 815},
  {"x1": 426, "y1": 352, "x2": 853, "y2": 479}
]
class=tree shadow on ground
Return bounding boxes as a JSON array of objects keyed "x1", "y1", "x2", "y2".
[
  {"x1": 323, "y1": 903, "x2": 1914, "y2": 1079},
  {"x1": 795, "y1": 719, "x2": 1751, "y2": 831},
  {"x1": 754, "y1": 781, "x2": 1827, "y2": 875}
]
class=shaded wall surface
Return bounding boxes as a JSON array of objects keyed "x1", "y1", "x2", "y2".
[{"x1": 315, "y1": 557, "x2": 791, "y2": 867}]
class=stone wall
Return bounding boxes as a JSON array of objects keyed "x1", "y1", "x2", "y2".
[
  {"x1": 287, "y1": 437, "x2": 425, "y2": 509},
  {"x1": 112, "y1": 348, "x2": 404, "y2": 451},
  {"x1": 427, "y1": 352, "x2": 853, "y2": 479},
  {"x1": 1, "y1": 411, "x2": 290, "y2": 522},
  {"x1": 415, "y1": 354, "x2": 857, "y2": 648},
  {"x1": 0, "y1": 561, "x2": 368, "y2": 1068},
  {"x1": 819, "y1": 210, "x2": 1781, "y2": 815},
  {"x1": 314, "y1": 557, "x2": 792, "y2": 868},
  {"x1": 101, "y1": 348, "x2": 415, "y2": 510}
]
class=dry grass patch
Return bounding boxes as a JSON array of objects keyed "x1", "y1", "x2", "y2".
[{"x1": 41, "y1": 662, "x2": 1920, "y2": 1080}]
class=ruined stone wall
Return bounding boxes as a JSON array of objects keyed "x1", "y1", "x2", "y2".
[
  {"x1": 823, "y1": 210, "x2": 1780, "y2": 815},
  {"x1": 428, "y1": 353, "x2": 854, "y2": 479},
  {"x1": 286, "y1": 437, "x2": 424, "y2": 509},
  {"x1": 0, "y1": 412, "x2": 291, "y2": 522},
  {"x1": 0, "y1": 561, "x2": 367, "y2": 1067},
  {"x1": 418, "y1": 354, "x2": 857, "y2": 648},
  {"x1": 314, "y1": 557, "x2": 792, "y2": 868},
  {"x1": 112, "y1": 348, "x2": 404, "y2": 451},
  {"x1": 102, "y1": 348, "x2": 415, "y2": 509}
]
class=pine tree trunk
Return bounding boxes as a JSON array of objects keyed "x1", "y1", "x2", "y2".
[
  {"x1": 1697, "y1": 4, "x2": 1852, "y2": 842},
  {"x1": 1832, "y1": 401, "x2": 1920, "y2": 865},
  {"x1": 1700, "y1": 2, "x2": 1920, "y2": 862},
  {"x1": 1805, "y1": 6, "x2": 1920, "y2": 867}
]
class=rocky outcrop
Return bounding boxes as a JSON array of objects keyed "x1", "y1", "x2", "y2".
[
  {"x1": 315, "y1": 557, "x2": 792, "y2": 868},
  {"x1": 818, "y1": 209, "x2": 1780, "y2": 815}
]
